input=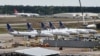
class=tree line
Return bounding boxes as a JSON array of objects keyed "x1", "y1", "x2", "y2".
[{"x1": 0, "y1": 5, "x2": 100, "y2": 15}]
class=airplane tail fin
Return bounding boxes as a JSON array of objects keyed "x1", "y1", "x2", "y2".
[
  {"x1": 14, "y1": 9, "x2": 18, "y2": 14},
  {"x1": 49, "y1": 22, "x2": 55, "y2": 29},
  {"x1": 6, "y1": 23, "x2": 14, "y2": 32},
  {"x1": 27, "y1": 23, "x2": 34, "y2": 31},
  {"x1": 59, "y1": 21, "x2": 65, "y2": 28},
  {"x1": 40, "y1": 22, "x2": 47, "y2": 30}
]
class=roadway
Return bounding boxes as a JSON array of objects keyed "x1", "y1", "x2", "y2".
[
  {"x1": 0, "y1": 23, "x2": 26, "y2": 29},
  {"x1": 0, "y1": 19, "x2": 100, "y2": 29},
  {"x1": 0, "y1": 23, "x2": 26, "y2": 27},
  {"x1": 53, "y1": 19, "x2": 100, "y2": 24},
  {"x1": 0, "y1": 19, "x2": 100, "y2": 27}
]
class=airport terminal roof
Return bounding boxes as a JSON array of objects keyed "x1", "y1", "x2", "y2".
[{"x1": 15, "y1": 47, "x2": 60, "y2": 56}]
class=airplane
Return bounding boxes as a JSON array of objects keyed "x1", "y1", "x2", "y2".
[
  {"x1": 14, "y1": 9, "x2": 39, "y2": 17},
  {"x1": 6, "y1": 23, "x2": 38, "y2": 38},
  {"x1": 59, "y1": 21, "x2": 97, "y2": 34},
  {"x1": 59, "y1": 21, "x2": 80, "y2": 34},
  {"x1": 26, "y1": 23, "x2": 54, "y2": 37},
  {"x1": 59, "y1": 21, "x2": 89, "y2": 34},
  {"x1": 48, "y1": 22, "x2": 70, "y2": 36}
]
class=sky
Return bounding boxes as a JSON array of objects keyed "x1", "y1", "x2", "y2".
[{"x1": 0, "y1": 0, "x2": 100, "y2": 7}]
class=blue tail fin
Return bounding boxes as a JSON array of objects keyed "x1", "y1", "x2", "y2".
[
  {"x1": 6, "y1": 23, "x2": 14, "y2": 32},
  {"x1": 40, "y1": 22, "x2": 47, "y2": 30},
  {"x1": 49, "y1": 22, "x2": 55, "y2": 29},
  {"x1": 59, "y1": 21, "x2": 65, "y2": 28},
  {"x1": 27, "y1": 23, "x2": 34, "y2": 31}
]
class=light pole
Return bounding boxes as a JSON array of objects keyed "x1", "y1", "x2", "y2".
[{"x1": 79, "y1": 0, "x2": 86, "y2": 25}]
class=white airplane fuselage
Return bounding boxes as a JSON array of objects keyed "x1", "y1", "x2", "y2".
[
  {"x1": 9, "y1": 30, "x2": 54, "y2": 37},
  {"x1": 9, "y1": 30, "x2": 38, "y2": 37},
  {"x1": 60, "y1": 28, "x2": 80, "y2": 34},
  {"x1": 42, "y1": 29, "x2": 70, "y2": 36},
  {"x1": 15, "y1": 13, "x2": 39, "y2": 17}
]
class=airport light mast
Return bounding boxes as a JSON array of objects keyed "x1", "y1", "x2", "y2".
[{"x1": 79, "y1": 0, "x2": 86, "y2": 25}]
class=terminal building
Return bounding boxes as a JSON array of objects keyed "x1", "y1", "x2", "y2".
[{"x1": 52, "y1": 12, "x2": 98, "y2": 19}]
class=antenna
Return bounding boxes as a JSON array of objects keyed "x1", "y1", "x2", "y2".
[{"x1": 79, "y1": 0, "x2": 86, "y2": 25}]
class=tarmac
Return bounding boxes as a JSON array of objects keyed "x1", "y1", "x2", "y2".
[{"x1": 0, "y1": 34, "x2": 99, "y2": 56}]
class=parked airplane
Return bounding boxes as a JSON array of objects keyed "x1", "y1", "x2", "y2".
[
  {"x1": 6, "y1": 23, "x2": 38, "y2": 38},
  {"x1": 14, "y1": 9, "x2": 39, "y2": 17},
  {"x1": 26, "y1": 23, "x2": 54, "y2": 37},
  {"x1": 48, "y1": 22, "x2": 70, "y2": 36},
  {"x1": 59, "y1": 21, "x2": 80, "y2": 34},
  {"x1": 59, "y1": 21, "x2": 97, "y2": 34},
  {"x1": 59, "y1": 21, "x2": 89, "y2": 34}
]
